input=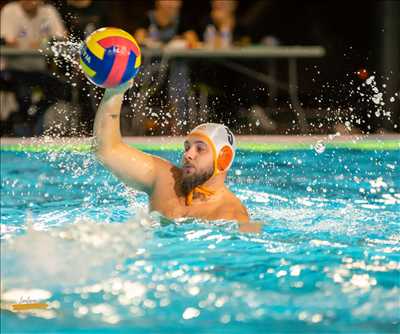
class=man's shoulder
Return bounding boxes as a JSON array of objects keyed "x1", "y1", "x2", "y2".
[
  {"x1": 218, "y1": 190, "x2": 249, "y2": 222},
  {"x1": 223, "y1": 189, "x2": 244, "y2": 205},
  {"x1": 152, "y1": 156, "x2": 180, "y2": 185},
  {"x1": 153, "y1": 155, "x2": 176, "y2": 172}
]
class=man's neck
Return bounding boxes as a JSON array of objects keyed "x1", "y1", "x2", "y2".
[
  {"x1": 200, "y1": 173, "x2": 225, "y2": 191},
  {"x1": 187, "y1": 174, "x2": 227, "y2": 205}
]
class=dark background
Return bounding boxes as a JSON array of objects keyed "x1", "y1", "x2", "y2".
[
  {"x1": 1, "y1": 0, "x2": 399, "y2": 134},
  {"x1": 78, "y1": 0, "x2": 393, "y2": 82},
  {"x1": 104, "y1": 0, "x2": 399, "y2": 132}
]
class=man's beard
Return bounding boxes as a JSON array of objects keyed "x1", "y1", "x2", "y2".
[{"x1": 181, "y1": 168, "x2": 214, "y2": 196}]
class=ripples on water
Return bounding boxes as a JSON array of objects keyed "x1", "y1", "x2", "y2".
[{"x1": 0, "y1": 148, "x2": 399, "y2": 333}]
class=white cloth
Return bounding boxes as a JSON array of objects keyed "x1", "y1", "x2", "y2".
[{"x1": 0, "y1": 1, "x2": 66, "y2": 70}]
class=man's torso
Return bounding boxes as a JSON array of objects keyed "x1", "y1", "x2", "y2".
[{"x1": 149, "y1": 163, "x2": 245, "y2": 221}]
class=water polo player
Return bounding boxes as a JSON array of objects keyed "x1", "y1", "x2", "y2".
[{"x1": 93, "y1": 81, "x2": 249, "y2": 223}]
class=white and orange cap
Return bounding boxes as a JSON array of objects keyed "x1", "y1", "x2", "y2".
[{"x1": 188, "y1": 123, "x2": 236, "y2": 176}]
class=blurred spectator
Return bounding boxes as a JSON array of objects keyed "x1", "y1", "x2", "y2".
[
  {"x1": 0, "y1": 0, "x2": 69, "y2": 136},
  {"x1": 197, "y1": 0, "x2": 249, "y2": 48},
  {"x1": 58, "y1": 0, "x2": 111, "y2": 134},
  {"x1": 134, "y1": 0, "x2": 191, "y2": 48},
  {"x1": 1, "y1": 0, "x2": 65, "y2": 51},
  {"x1": 197, "y1": 0, "x2": 281, "y2": 133},
  {"x1": 189, "y1": 0, "x2": 252, "y2": 131},
  {"x1": 132, "y1": 0, "x2": 193, "y2": 135},
  {"x1": 59, "y1": 0, "x2": 110, "y2": 40}
]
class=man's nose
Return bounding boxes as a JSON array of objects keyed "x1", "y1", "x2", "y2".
[{"x1": 184, "y1": 147, "x2": 196, "y2": 161}]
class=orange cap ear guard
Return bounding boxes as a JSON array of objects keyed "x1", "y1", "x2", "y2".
[{"x1": 217, "y1": 146, "x2": 234, "y2": 172}]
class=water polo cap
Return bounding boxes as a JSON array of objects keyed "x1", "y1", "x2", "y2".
[{"x1": 188, "y1": 123, "x2": 236, "y2": 176}]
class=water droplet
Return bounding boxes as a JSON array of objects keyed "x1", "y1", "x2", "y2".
[
  {"x1": 372, "y1": 93, "x2": 383, "y2": 105},
  {"x1": 182, "y1": 307, "x2": 200, "y2": 320},
  {"x1": 365, "y1": 76, "x2": 375, "y2": 85},
  {"x1": 313, "y1": 141, "x2": 326, "y2": 154}
]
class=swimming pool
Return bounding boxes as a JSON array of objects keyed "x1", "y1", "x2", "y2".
[{"x1": 1, "y1": 142, "x2": 399, "y2": 333}]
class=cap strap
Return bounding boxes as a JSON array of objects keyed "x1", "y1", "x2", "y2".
[{"x1": 186, "y1": 186, "x2": 216, "y2": 206}]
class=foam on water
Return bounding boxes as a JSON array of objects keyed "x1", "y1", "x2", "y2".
[{"x1": 1, "y1": 210, "x2": 153, "y2": 290}]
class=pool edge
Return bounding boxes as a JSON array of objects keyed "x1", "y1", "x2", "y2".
[{"x1": 1, "y1": 135, "x2": 399, "y2": 152}]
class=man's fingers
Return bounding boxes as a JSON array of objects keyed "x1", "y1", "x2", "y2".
[{"x1": 106, "y1": 79, "x2": 134, "y2": 95}]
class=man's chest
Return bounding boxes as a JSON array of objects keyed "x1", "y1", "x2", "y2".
[{"x1": 150, "y1": 191, "x2": 221, "y2": 220}]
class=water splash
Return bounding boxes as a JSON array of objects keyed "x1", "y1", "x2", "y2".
[{"x1": 1, "y1": 209, "x2": 153, "y2": 291}]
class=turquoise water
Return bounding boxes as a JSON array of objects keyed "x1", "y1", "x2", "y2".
[{"x1": 1, "y1": 148, "x2": 399, "y2": 333}]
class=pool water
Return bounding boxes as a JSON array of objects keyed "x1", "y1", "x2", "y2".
[{"x1": 1, "y1": 147, "x2": 399, "y2": 333}]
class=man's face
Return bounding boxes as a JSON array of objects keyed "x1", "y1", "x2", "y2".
[{"x1": 180, "y1": 135, "x2": 215, "y2": 194}]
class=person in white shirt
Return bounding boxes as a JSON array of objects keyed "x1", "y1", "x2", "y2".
[
  {"x1": 0, "y1": 0, "x2": 69, "y2": 136},
  {"x1": 1, "y1": 0, "x2": 66, "y2": 70},
  {"x1": 1, "y1": 0, "x2": 65, "y2": 50}
]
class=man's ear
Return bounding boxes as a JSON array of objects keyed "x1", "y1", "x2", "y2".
[{"x1": 217, "y1": 146, "x2": 233, "y2": 171}]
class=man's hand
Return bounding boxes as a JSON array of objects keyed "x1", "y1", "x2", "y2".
[
  {"x1": 238, "y1": 222, "x2": 262, "y2": 234},
  {"x1": 105, "y1": 79, "x2": 133, "y2": 96}
]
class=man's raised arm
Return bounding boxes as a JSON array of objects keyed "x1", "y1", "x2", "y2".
[{"x1": 93, "y1": 83, "x2": 165, "y2": 193}]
